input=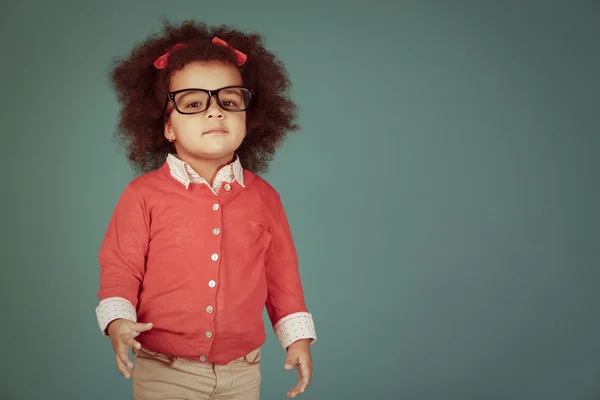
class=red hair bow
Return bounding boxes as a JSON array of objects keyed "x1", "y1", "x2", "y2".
[
  {"x1": 153, "y1": 43, "x2": 187, "y2": 69},
  {"x1": 212, "y1": 37, "x2": 247, "y2": 66},
  {"x1": 152, "y1": 37, "x2": 247, "y2": 70}
]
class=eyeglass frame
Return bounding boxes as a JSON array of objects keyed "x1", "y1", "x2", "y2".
[{"x1": 163, "y1": 86, "x2": 254, "y2": 115}]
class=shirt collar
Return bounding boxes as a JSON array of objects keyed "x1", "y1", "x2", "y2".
[{"x1": 166, "y1": 153, "x2": 245, "y2": 190}]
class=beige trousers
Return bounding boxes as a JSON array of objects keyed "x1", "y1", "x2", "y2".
[{"x1": 132, "y1": 347, "x2": 261, "y2": 400}]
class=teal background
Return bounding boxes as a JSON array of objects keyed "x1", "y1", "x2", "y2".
[{"x1": 1, "y1": 0, "x2": 599, "y2": 399}]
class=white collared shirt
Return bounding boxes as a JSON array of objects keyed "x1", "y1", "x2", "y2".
[{"x1": 166, "y1": 153, "x2": 245, "y2": 194}]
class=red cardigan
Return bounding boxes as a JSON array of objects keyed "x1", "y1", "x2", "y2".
[{"x1": 97, "y1": 161, "x2": 309, "y2": 364}]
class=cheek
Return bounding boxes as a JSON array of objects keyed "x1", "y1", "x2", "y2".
[
  {"x1": 231, "y1": 114, "x2": 247, "y2": 133},
  {"x1": 173, "y1": 116, "x2": 206, "y2": 135}
]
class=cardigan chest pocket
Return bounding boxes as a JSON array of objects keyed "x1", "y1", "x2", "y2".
[{"x1": 231, "y1": 219, "x2": 272, "y2": 253}]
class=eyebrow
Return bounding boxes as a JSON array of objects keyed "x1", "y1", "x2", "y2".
[
  {"x1": 176, "y1": 90, "x2": 206, "y2": 98},
  {"x1": 220, "y1": 89, "x2": 243, "y2": 98}
]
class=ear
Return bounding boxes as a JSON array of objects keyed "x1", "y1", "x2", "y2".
[{"x1": 164, "y1": 120, "x2": 176, "y2": 142}]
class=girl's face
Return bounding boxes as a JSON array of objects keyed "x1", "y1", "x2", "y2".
[{"x1": 164, "y1": 61, "x2": 247, "y2": 163}]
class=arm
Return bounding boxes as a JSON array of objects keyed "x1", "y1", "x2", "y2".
[
  {"x1": 96, "y1": 183, "x2": 149, "y2": 336},
  {"x1": 265, "y1": 195, "x2": 317, "y2": 350}
]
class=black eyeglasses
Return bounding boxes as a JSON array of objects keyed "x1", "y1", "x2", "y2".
[{"x1": 164, "y1": 86, "x2": 254, "y2": 115}]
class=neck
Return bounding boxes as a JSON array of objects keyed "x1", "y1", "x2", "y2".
[{"x1": 176, "y1": 152, "x2": 235, "y2": 186}]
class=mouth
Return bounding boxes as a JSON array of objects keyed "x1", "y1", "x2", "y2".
[{"x1": 203, "y1": 127, "x2": 229, "y2": 135}]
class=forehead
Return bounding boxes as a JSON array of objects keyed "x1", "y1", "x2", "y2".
[{"x1": 169, "y1": 61, "x2": 242, "y2": 91}]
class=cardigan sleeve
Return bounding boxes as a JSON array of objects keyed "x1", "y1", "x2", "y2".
[
  {"x1": 96, "y1": 182, "x2": 149, "y2": 332},
  {"x1": 264, "y1": 195, "x2": 317, "y2": 349}
]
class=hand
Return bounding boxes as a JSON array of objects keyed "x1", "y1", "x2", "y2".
[
  {"x1": 107, "y1": 319, "x2": 153, "y2": 379},
  {"x1": 284, "y1": 339, "x2": 313, "y2": 398}
]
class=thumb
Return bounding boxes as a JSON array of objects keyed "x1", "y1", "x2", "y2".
[
  {"x1": 284, "y1": 355, "x2": 297, "y2": 370},
  {"x1": 133, "y1": 322, "x2": 153, "y2": 333}
]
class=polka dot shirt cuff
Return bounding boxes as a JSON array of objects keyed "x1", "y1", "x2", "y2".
[
  {"x1": 95, "y1": 297, "x2": 137, "y2": 336},
  {"x1": 274, "y1": 312, "x2": 317, "y2": 349}
]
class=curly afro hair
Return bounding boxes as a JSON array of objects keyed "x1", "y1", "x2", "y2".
[{"x1": 109, "y1": 20, "x2": 299, "y2": 175}]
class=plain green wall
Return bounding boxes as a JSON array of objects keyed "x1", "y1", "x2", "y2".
[{"x1": 1, "y1": 0, "x2": 599, "y2": 399}]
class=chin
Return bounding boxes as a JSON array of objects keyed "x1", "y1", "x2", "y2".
[
  {"x1": 194, "y1": 150, "x2": 236, "y2": 160},
  {"x1": 179, "y1": 140, "x2": 241, "y2": 160}
]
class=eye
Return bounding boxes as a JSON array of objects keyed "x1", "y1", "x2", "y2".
[
  {"x1": 219, "y1": 89, "x2": 245, "y2": 109},
  {"x1": 186, "y1": 101, "x2": 203, "y2": 109}
]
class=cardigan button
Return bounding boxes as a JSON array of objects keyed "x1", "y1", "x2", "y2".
[
  {"x1": 211, "y1": 253, "x2": 219, "y2": 261},
  {"x1": 206, "y1": 305, "x2": 214, "y2": 313},
  {"x1": 208, "y1": 280, "x2": 216, "y2": 288},
  {"x1": 212, "y1": 203, "x2": 219, "y2": 211},
  {"x1": 205, "y1": 331, "x2": 213, "y2": 338},
  {"x1": 199, "y1": 355, "x2": 207, "y2": 362},
  {"x1": 212, "y1": 228, "x2": 220, "y2": 235},
  {"x1": 223, "y1": 183, "x2": 231, "y2": 192}
]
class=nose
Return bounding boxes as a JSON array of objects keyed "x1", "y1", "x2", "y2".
[{"x1": 205, "y1": 96, "x2": 224, "y2": 119}]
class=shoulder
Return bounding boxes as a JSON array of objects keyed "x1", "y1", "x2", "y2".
[
  {"x1": 120, "y1": 166, "x2": 167, "y2": 201},
  {"x1": 244, "y1": 170, "x2": 281, "y2": 202},
  {"x1": 243, "y1": 171, "x2": 292, "y2": 228},
  {"x1": 131, "y1": 167, "x2": 165, "y2": 187}
]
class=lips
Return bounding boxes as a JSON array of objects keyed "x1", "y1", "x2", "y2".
[{"x1": 203, "y1": 127, "x2": 228, "y2": 134}]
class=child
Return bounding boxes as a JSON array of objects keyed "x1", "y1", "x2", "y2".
[{"x1": 95, "y1": 20, "x2": 316, "y2": 399}]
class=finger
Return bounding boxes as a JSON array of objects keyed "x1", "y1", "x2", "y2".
[
  {"x1": 125, "y1": 337, "x2": 142, "y2": 350},
  {"x1": 132, "y1": 322, "x2": 153, "y2": 333},
  {"x1": 297, "y1": 360, "x2": 312, "y2": 391},
  {"x1": 116, "y1": 355, "x2": 134, "y2": 379},
  {"x1": 295, "y1": 375, "x2": 310, "y2": 394},
  {"x1": 289, "y1": 366, "x2": 310, "y2": 396},
  {"x1": 118, "y1": 344, "x2": 134, "y2": 371},
  {"x1": 115, "y1": 352, "x2": 134, "y2": 379},
  {"x1": 286, "y1": 362, "x2": 310, "y2": 397},
  {"x1": 287, "y1": 385, "x2": 304, "y2": 398}
]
